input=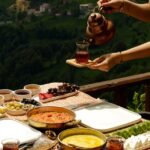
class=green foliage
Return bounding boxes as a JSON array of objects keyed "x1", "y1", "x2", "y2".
[
  {"x1": 127, "y1": 91, "x2": 145, "y2": 112},
  {"x1": 79, "y1": 0, "x2": 97, "y2": 3},
  {"x1": 0, "y1": 0, "x2": 14, "y2": 8},
  {"x1": 109, "y1": 121, "x2": 150, "y2": 139}
]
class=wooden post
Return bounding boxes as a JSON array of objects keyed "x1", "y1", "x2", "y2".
[
  {"x1": 114, "y1": 86, "x2": 128, "y2": 108},
  {"x1": 145, "y1": 81, "x2": 150, "y2": 111}
]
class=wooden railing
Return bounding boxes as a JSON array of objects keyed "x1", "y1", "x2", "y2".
[{"x1": 80, "y1": 72, "x2": 150, "y2": 111}]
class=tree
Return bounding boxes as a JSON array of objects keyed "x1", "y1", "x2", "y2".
[{"x1": 16, "y1": 0, "x2": 30, "y2": 12}]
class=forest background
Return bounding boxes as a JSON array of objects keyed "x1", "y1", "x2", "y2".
[{"x1": 0, "y1": 0, "x2": 149, "y2": 106}]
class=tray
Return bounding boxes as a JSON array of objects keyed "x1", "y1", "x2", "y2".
[
  {"x1": 0, "y1": 119, "x2": 42, "y2": 150},
  {"x1": 40, "y1": 91, "x2": 79, "y2": 103},
  {"x1": 36, "y1": 82, "x2": 79, "y2": 103},
  {"x1": 66, "y1": 59, "x2": 92, "y2": 68},
  {"x1": 34, "y1": 83, "x2": 103, "y2": 109},
  {"x1": 75, "y1": 101, "x2": 141, "y2": 132}
]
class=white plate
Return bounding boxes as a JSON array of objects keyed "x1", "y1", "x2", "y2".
[
  {"x1": 75, "y1": 101, "x2": 141, "y2": 132},
  {"x1": 0, "y1": 119, "x2": 42, "y2": 150}
]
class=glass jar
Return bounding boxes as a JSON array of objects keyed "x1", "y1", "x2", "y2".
[
  {"x1": 106, "y1": 136, "x2": 125, "y2": 150},
  {"x1": 75, "y1": 41, "x2": 90, "y2": 64},
  {"x1": 2, "y1": 138, "x2": 19, "y2": 150}
]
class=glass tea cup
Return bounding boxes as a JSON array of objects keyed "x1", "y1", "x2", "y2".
[
  {"x1": 106, "y1": 136, "x2": 125, "y2": 150},
  {"x1": 2, "y1": 138, "x2": 19, "y2": 150},
  {"x1": 75, "y1": 41, "x2": 90, "y2": 64}
]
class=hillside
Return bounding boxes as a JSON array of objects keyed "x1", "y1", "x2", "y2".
[
  {"x1": 0, "y1": 0, "x2": 149, "y2": 98},
  {"x1": 0, "y1": 0, "x2": 97, "y2": 8},
  {"x1": 0, "y1": 0, "x2": 14, "y2": 8}
]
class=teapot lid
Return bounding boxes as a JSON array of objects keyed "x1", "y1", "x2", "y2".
[{"x1": 88, "y1": 13, "x2": 105, "y2": 26}]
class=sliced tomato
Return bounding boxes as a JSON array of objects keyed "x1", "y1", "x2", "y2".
[
  {"x1": 39, "y1": 93, "x2": 53, "y2": 100},
  {"x1": 39, "y1": 93, "x2": 45, "y2": 100},
  {"x1": 44, "y1": 93, "x2": 53, "y2": 99}
]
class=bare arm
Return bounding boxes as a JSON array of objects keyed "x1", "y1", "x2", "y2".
[
  {"x1": 121, "y1": 41, "x2": 150, "y2": 62},
  {"x1": 123, "y1": 1, "x2": 150, "y2": 22},
  {"x1": 99, "y1": 0, "x2": 150, "y2": 22},
  {"x1": 87, "y1": 41, "x2": 150, "y2": 72}
]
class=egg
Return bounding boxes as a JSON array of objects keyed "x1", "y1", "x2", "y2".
[
  {"x1": 124, "y1": 131, "x2": 150, "y2": 150},
  {"x1": 62, "y1": 134, "x2": 104, "y2": 148}
]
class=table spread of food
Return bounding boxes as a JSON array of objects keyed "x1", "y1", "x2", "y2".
[{"x1": 0, "y1": 82, "x2": 149, "y2": 150}]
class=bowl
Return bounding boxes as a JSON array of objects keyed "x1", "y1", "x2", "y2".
[
  {"x1": 24, "y1": 84, "x2": 41, "y2": 96},
  {"x1": 13, "y1": 89, "x2": 32, "y2": 101},
  {"x1": 0, "y1": 89, "x2": 13, "y2": 101},
  {"x1": 0, "y1": 106, "x2": 7, "y2": 118},
  {"x1": 58, "y1": 127, "x2": 106, "y2": 150},
  {"x1": 4, "y1": 101, "x2": 26, "y2": 116},
  {"x1": 6, "y1": 108, "x2": 26, "y2": 116},
  {"x1": 0, "y1": 95, "x2": 4, "y2": 105},
  {"x1": 27, "y1": 106, "x2": 75, "y2": 129}
]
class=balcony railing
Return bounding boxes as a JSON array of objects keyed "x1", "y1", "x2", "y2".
[{"x1": 80, "y1": 72, "x2": 150, "y2": 111}]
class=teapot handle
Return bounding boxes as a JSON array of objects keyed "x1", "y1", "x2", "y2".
[
  {"x1": 92, "y1": 5, "x2": 112, "y2": 13},
  {"x1": 92, "y1": 5, "x2": 102, "y2": 13}
]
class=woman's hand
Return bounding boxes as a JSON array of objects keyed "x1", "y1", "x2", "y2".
[
  {"x1": 87, "y1": 52, "x2": 122, "y2": 72},
  {"x1": 97, "y1": 0, "x2": 125, "y2": 13}
]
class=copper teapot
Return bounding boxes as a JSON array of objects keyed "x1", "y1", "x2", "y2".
[{"x1": 86, "y1": 7, "x2": 115, "y2": 45}]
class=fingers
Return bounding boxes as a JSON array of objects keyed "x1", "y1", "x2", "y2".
[
  {"x1": 97, "y1": 0, "x2": 111, "y2": 13},
  {"x1": 87, "y1": 54, "x2": 109, "y2": 66},
  {"x1": 85, "y1": 56, "x2": 106, "y2": 68},
  {"x1": 91, "y1": 62, "x2": 109, "y2": 70},
  {"x1": 97, "y1": 0, "x2": 121, "y2": 13},
  {"x1": 86, "y1": 60, "x2": 110, "y2": 72},
  {"x1": 93, "y1": 57, "x2": 105, "y2": 63},
  {"x1": 97, "y1": 0, "x2": 110, "y2": 8},
  {"x1": 93, "y1": 54, "x2": 110, "y2": 62},
  {"x1": 87, "y1": 64, "x2": 110, "y2": 72},
  {"x1": 85, "y1": 56, "x2": 105, "y2": 67},
  {"x1": 86, "y1": 53, "x2": 112, "y2": 71},
  {"x1": 101, "y1": 2, "x2": 116, "y2": 13}
]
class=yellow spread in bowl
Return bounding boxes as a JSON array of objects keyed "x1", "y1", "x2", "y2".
[{"x1": 62, "y1": 134, "x2": 104, "y2": 148}]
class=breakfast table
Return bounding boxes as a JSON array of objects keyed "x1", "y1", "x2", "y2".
[{"x1": 0, "y1": 82, "x2": 150, "y2": 150}]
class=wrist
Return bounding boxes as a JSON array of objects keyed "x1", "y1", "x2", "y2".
[
  {"x1": 120, "y1": 0, "x2": 132, "y2": 14},
  {"x1": 113, "y1": 52, "x2": 123, "y2": 64}
]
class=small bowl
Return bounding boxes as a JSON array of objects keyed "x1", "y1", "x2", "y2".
[
  {"x1": 0, "y1": 95, "x2": 4, "y2": 105},
  {"x1": 24, "y1": 84, "x2": 41, "y2": 96},
  {"x1": 58, "y1": 127, "x2": 106, "y2": 150},
  {"x1": 6, "y1": 108, "x2": 26, "y2": 116},
  {"x1": 13, "y1": 89, "x2": 32, "y2": 101},
  {"x1": 4, "y1": 101, "x2": 26, "y2": 116},
  {"x1": 0, "y1": 106, "x2": 7, "y2": 118},
  {"x1": 0, "y1": 89, "x2": 13, "y2": 101}
]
